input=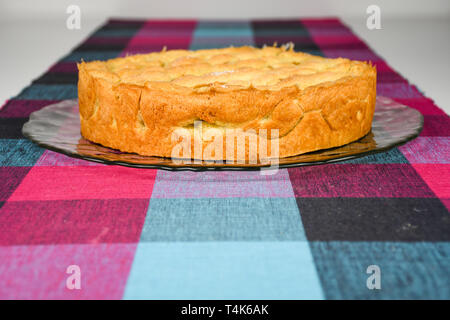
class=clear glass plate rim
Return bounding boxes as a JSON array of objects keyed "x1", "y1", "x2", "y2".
[{"x1": 22, "y1": 97, "x2": 424, "y2": 171}]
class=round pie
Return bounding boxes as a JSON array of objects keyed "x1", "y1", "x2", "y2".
[{"x1": 77, "y1": 45, "x2": 376, "y2": 161}]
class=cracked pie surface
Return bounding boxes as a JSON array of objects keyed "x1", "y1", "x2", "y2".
[{"x1": 77, "y1": 45, "x2": 376, "y2": 160}]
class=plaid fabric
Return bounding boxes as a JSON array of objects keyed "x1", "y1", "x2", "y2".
[{"x1": 0, "y1": 18, "x2": 449, "y2": 300}]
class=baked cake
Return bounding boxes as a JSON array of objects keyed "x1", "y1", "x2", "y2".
[{"x1": 77, "y1": 45, "x2": 376, "y2": 161}]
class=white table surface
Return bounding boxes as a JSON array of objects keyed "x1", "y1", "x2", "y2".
[{"x1": 0, "y1": 17, "x2": 449, "y2": 114}]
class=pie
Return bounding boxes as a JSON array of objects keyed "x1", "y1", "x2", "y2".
[{"x1": 77, "y1": 45, "x2": 376, "y2": 161}]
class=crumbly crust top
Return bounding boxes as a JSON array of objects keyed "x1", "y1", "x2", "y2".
[{"x1": 80, "y1": 45, "x2": 372, "y2": 90}]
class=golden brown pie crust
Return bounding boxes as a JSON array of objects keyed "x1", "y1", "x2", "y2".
[{"x1": 77, "y1": 45, "x2": 376, "y2": 161}]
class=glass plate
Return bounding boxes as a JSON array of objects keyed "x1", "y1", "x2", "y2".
[{"x1": 22, "y1": 96, "x2": 423, "y2": 171}]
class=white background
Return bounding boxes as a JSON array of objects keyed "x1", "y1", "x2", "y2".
[{"x1": 0, "y1": 0, "x2": 449, "y2": 113}]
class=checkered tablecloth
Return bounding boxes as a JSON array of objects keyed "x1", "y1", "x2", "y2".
[{"x1": 0, "y1": 18, "x2": 449, "y2": 300}]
